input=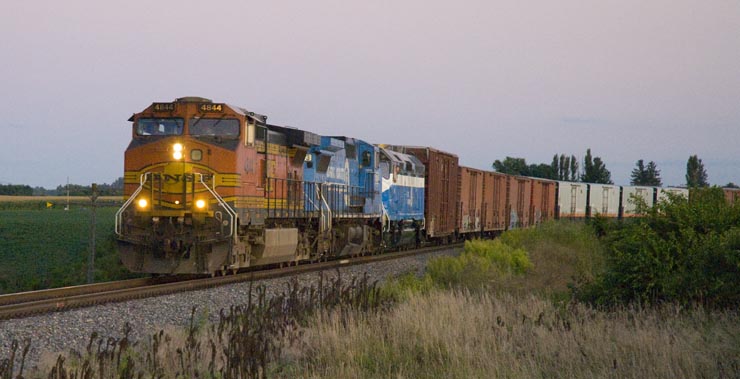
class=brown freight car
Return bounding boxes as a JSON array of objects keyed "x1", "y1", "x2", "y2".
[
  {"x1": 723, "y1": 188, "x2": 740, "y2": 205},
  {"x1": 384, "y1": 145, "x2": 459, "y2": 241},
  {"x1": 507, "y1": 176, "x2": 532, "y2": 229},
  {"x1": 458, "y1": 166, "x2": 485, "y2": 235},
  {"x1": 530, "y1": 178, "x2": 556, "y2": 225},
  {"x1": 482, "y1": 171, "x2": 508, "y2": 233}
]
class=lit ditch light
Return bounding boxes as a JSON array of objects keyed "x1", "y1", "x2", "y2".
[
  {"x1": 195, "y1": 199, "x2": 206, "y2": 209},
  {"x1": 173, "y1": 143, "x2": 184, "y2": 160},
  {"x1": 137, "y1": 198, "x2": 148, "y2": 209}
]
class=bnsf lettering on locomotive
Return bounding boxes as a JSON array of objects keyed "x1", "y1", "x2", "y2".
[
  {"x1": 163, "y1": 174, "x2": 181, "y2": 183},
  {"x1": 151, "y1": 173, "x2": 213, "y2": 183}
]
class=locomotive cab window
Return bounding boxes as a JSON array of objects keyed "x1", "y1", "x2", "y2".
[
  {"x1": 189, "y1": 118, "x2": 240, "y2": 138},
  {"x1": 361, "y1": 151, "x2": 372, "y2": 168},
  {"x1": 136, "y1": 118, "x2": 183, "y2": 136},
  {"x1": 255, "y1": 125, "x2": 267, "y2": 141}
]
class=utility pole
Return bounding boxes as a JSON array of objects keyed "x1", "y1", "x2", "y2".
[{"x1": 88, "y1": 183, "x2": 98, "y2": 284}]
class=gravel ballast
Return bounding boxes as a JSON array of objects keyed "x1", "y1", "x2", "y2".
[{"x1": 0, "y1": 248, "x2": 460, "y2": 370}]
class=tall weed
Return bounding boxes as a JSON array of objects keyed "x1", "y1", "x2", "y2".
[
  {"x1": 291, "y1": 291, "x2": 740, "y2": 379},
  {"x1": 33, "y1": 271, "x2": 385, "y2": 379}
]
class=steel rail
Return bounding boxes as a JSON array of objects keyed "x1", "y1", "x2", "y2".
[
  {"x1": 0, "y1": 276, "x2": 196, "y2": 307},
  {"x1": 0, "y1": 244, "x2": 462, "y2": 321}
]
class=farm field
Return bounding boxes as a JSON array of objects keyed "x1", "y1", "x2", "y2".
[{"x1": 0, "y1": 207, "x2": 139, "y2": 294}]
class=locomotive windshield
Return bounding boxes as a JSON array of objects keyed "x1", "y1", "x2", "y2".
[
  {"x1": 136, "y1": 118, "x2": 184, "y2": 136},
  {"x1": 189, "y1": 118, "x2": 240, "y2": 138}
]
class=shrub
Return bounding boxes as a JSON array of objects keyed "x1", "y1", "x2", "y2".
[
  {"x1": 419, "y1": 239, "x2": 532, "y2": 290},
  {"x1": 463, "y1": 239, "x2": 532, "y2": 274},
  {"x1": 580, "y1": 187, "x2": 740, "y2": 308},
  {"x1": 379, "y1": 271, "x2": 435, "y2": 302}
]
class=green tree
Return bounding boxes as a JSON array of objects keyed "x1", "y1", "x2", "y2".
[
  {"x1": 569, "y1": 155, "x2": 579, "y2": 181},
  {"x1": 528, "y1": 163, "x2": 554, "y2": 179},
  {"x1": 630, "y1": 159, "x2": 662, "y2": 186},
  {"x1": 581, "y1": 148, "x2": 612, "y2": 184},
  {"x1": 686, "y1": 155, "x2": 709, "y2": 187},
  {"x1": 725, "y1": 182, "x2": 739, "y2": 189},
  {"x1": 559, "y1": 155, "x2": 566, "y2": 179},
  {"x1": 0, "y1": 184, "x2": 33, "y2": 195},
  {"x1": 492, "y1": 157, "x2": 529, "y2": 176},
  {"x1": 549, "y1": 153, "x2": 579, "y2": 181}
]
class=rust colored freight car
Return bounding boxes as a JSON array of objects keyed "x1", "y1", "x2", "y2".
[
  {"x1": 724, "y1": 188, "x2": 740, "y2": 205},
  {"x1": 457, "y1": 166, "x2": 485, "y2": 235},
  {"x1": 385, "y1": 145, "x2": 459, "y2": 240},
  {"x1": 530, "y1": 178, "x2": 556, "y2": 225},
  {"x1": 507, "y1": 176, "x2": 532, "y2": 229},
  {"x1": 482, "y1": 171, "x2": 508, "y2": 232}
]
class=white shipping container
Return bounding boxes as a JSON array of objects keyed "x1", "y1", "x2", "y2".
[
  {"x1": 621, "y1": 186, "x2": 656, "y2": 217},
  {"x1": 557, "y1": 181, "x2": 587, "y2": 218},
  {"x1": 588, "y1": 184, "x2": 620, "y2": 217},
  {"x1": 657, "y1": 187, "x2": 689, "y2": 203}
]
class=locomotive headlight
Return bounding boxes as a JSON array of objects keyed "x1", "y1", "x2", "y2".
[
  {"x1": 195, "y1": 199, "x2": 206, "y2": 209},
  {"x1": 173, "y1": 143, "x2": 184, "y2": 160},
  {"x1": 137, "y1": 198, "x2": 148, "y2": 209}
]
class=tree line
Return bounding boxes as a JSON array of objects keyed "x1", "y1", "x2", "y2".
[
  {"x1": 493, "y1": 148, "x2": 615, "y2": 184},
  {"x1": 0, "y1": 177, "x2": 124, "y2": 196},
  {"x1": 493, "y1": 150, "x2": 721, "y2": 187}
]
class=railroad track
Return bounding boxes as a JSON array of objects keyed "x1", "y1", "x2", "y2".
[{"x1": 0, "y1": 244, "x2": 461, "y2": 321}]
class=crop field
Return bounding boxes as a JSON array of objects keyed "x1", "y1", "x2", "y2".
[{"x1": 0, "y1": 206, "x2": 138, "y2": 294}]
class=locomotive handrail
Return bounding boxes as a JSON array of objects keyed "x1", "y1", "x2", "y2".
[
  {"x1": 319, "y1": 183, "x2": 332, "y2": 232},
  {"x1": 115, "y1": 172, "x2": 151, "y2": 236},
  {"x1": 198, "y1": 173, "x2": 238, "y2": 242}
]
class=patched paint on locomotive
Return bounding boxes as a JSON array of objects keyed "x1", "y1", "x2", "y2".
[{"x1": 379, "y1": 170, "x2": 425, "y2": 221}]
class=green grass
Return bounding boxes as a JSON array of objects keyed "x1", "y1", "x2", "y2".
[{"x1": 0, "y1": 207, "x2": 138, "y2": 294}]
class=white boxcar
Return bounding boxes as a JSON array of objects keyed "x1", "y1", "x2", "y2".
[
  {"x1": 557, "y1": 181, "x2": 588, "y2": 218},
  {"x1": 587, "y1": 184, "x2": 620, "y2": 217},
  {"x1": 657, "y1": 187, "x2": 689, "y2": 203},
  {"x1": 621, "y1": 186, "x2": 656, "y2": 217}
]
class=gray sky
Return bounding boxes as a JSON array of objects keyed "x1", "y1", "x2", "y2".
[{"x1": 2, "y1": 0, "x2": 738, "y2": 188}]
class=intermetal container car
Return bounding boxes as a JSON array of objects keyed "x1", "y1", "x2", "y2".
[
  {"x1": 587, "y1": 183, "x2": 620, "y2": 218},
  {"x1": 384, "y1": 145, "x2": 459, "y2": 240},
  {"x1": 556, "y1": 181, "x2": 588, "y2": 218},
  {"x1": 482, "y1": 171, "x2": 508, "y2": 232},
  {"x1": 530, "y1": 178, "x2": 556, "y2": 225},
  {"x1": 457, "y1": 166, "x2": 485, "y2": 234},
  {"x1": 723, "y1": 188, "x2": 740, "y2": 205},
  {"x1": 507, "y1": 176, "x2": 532, "y2": 228},
  {"x1": 620, "y1": 185, "x2": 655, "y2": 217},
  {"x1": 657, "y1": 187, "x2": 689, "y2": 203}
]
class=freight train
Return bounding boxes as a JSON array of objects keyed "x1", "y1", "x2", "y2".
[{"x1": 114, "y1": 97, "x2": 718, "y2": 275}]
